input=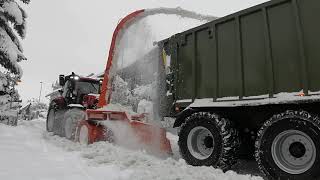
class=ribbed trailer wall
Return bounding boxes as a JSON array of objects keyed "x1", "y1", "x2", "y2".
[{"x1": 163, "y1": 0, "x2": 320, "y2": 103}]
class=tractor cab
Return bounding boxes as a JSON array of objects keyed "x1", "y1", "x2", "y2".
[{"x1": 59, "y1": 73, "x2": 101, "y2": 105}]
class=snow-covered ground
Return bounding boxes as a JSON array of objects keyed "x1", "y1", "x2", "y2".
[{"x1": 0, "y1": 119, "x2": 263, "y2": 180}]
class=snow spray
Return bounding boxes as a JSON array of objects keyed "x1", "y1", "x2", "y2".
[{"x1": 109, "y1": 7, "x2": 216, "y2": 121}]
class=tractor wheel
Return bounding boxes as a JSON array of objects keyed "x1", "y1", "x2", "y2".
[
  {"x1": 46, "y1": 108, "x2": 55, "y2": 132},
  {"x1": 64, "y1": 108, "x2": 85, "y2": 140},
  {"x1": 76, "y1": 121, "x2": 92, "y2": 145},
  {"x1": 52, "y1": 111, "x2": 64, "y2": 136},
  {"x1": 178, "y1": 112, "x2": 240, "y2": 170},
  {"x1": 255, "y1": 110, "x2": 320, "y2": 180}
]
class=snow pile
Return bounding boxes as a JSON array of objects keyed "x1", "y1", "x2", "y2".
[
  {"x1": 81, "y1": 142, "x2": 262, "y2": 180},
  {"x1": 41, "y1": 124, "x2": 262, "y2": 179},
  {"x1": 0, "y1": 119, "x2": 116, "y2": 180},
  {"x1": 0, "y1": 119, "x2": 262, "y2": 180}
]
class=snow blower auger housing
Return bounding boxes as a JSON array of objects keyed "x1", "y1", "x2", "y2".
[
  {"x1": 76, "y1": 109, "x2": 172, "y2": 154},
  {"x1": 70, "y1": 10, "x2": 173, "y2": 155}
]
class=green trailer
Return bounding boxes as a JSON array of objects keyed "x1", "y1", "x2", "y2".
[{"x1": 158, "y1": 0, "x2": 320, "y2": 179}]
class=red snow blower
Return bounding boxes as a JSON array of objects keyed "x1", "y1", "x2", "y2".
[{"x1": 73, "y1": 10, "x2": 172, "y2": 154}]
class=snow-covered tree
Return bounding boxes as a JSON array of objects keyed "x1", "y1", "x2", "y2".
[
  {"x1": 0, "y1": 0, "x2": 30, "y2": 125},
  {"x1": 111, "y1": 75, "x2": 135, "y2": 108},
  {"x1": 0, "y1": 71, "x2": 21, "y2": 125},
  {"x1": 0, "y1": 0, "x2": 30, "y2": 77}
]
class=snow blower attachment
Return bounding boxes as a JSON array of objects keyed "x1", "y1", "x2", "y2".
[
  {"x1": 74, "y1": 10, "x2": 173, "y2": 155},
  {"x1": 47, "y1": 7, "x2": 215, "y2": 155}
]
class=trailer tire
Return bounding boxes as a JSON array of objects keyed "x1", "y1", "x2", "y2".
[
  {"x1": 64, "y1": 108, "x2": 85, "y2": 140},
  {"x1": 178, "y1": 112, "x2": 240, "y2": 170},
  {"x1": 46, "y1": 108, "x2": 55, "y2": 132},
  {"x1": 255, "y1": 110, "x2": 320, "y2": 180}
]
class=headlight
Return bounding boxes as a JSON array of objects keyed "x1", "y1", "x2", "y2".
[{"x1": 74, "y1": 76, "x2": 80, "y2": 80}]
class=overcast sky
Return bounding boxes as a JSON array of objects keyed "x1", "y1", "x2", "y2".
[{"x1": 17, "y1": 0, "x2": 268, "y2": 104}]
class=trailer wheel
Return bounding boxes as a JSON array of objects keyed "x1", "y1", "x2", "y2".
[
  {"x1": 255, "y1": 110, "x2": 320, "y2": 180},
  {"x1": 64, "y1": 108, "x2": 85, "y2": 140},
  {"x1": 46, "y1": 109, "x2": 55, "y2": 132},
  {"x1": 178, "y1": 112, "x2": 240, "y2": 170}
]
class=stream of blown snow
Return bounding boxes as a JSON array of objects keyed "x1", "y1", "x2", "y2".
[{"x1": 108, "y1": 7, "x2": 217, "y2": 121}]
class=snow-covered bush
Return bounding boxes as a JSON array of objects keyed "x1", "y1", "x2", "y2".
[
  {"x1": 20, "y1": 100, "x2": 48, "y2": 120},
  {"x1": 29, "y1": 101, "x2": 48, "y2": 112},
  {"x1": 0, "y1": 72, "x2": 21, "y2": 125},
  {"x1": 110, "y1": 75, "x2": 158, "y2": 119},
  {"x1": 110, "y1": 75, "x2": 134, "y2": 107}
]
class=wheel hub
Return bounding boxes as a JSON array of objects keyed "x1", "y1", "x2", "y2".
[
  {"x1": 204, "y1": 136, "x2": 213, "y2": 149},
  {"x1": 271, "y1": 130, "x2": 316, "y2": 174},
  {"x1": 289, "y1": 142, "x2": 306, "y2": 158},
  {"x1": 79, "y1": 125, "x2": 89, "y2": 145},
  {"x1": 187, "y1": 126, "x2": 214, "y2": 160}
]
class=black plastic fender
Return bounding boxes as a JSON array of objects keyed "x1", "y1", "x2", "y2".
[{"x1": 173, "y1": 108, "x2": 198, "y2": 128}]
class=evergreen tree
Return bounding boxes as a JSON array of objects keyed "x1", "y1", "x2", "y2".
[
  {"x1": 0, "y1": 0, "x2": 30, "y2": 124},
  {"x1": 0, "y1": 0, "x2": 30, "y2": 76}
]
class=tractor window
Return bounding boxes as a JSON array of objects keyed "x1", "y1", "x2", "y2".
[{"x1": 75, "y1": 81, "x2": 100, "y2": 95}]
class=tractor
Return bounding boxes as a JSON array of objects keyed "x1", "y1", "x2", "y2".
[{"x1": 46, "y1": 73, "x2": 102, "y2": 140}]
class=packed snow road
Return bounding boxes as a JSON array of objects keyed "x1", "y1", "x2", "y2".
[{"x1": 0, "y1": 119, "x2": 263, "y2": 180}]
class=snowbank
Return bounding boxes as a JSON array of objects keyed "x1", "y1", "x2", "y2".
[
  {"x1": 0, "y1": 119, "x2": 262, "y2": 180},
  {"x1": 42, "y1": 121, "x2": 262, "y2": 180}
]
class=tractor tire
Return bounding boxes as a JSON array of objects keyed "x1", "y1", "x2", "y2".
[
  {"x1": 64, "y1": 108, "x2": 85, "y2": 140},
  {"x1": 75, "y1": 120, "x2": 94, "y2": 145},
  {"x1": 178, "y1": 112, "x2": 240, "y2": 170},
  {"x1": 255, "y1": 110, "x2": 320, "y2": 180},
  {"x1": 52, "y1": 110, "x2": 66, "y2": 137},
  {"x1": 46, "y1": 109, "x2": 55, "y2": 132},
  {"x1": 52, "y1": 113, "x2": 61, "y2": 136}
]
